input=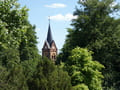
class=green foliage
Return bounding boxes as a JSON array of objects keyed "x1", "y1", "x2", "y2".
[
  {"x1": 58, "y1": 0, "x2": 120, "y2": 89},
  {"x1": 21, "y1": 57, "x2": 41, "y2": 80},
  {"x1": 0, "y1": 0, "x2": 29, "y2": 49},
  {"x1": 0, "y1": 0, "x2": 73, "y2": 90},
  {"x1": 0, "y1": 0, "x2": 40, "y2": 90},
  {"x1": 0, "y1": 66, "x2": 10, "y2": 89},
  {"x1": 28, "y1": 57, "x2": 72, "y2": 90},
  {"x1": 7, "y1": 64, "x2": 28, "y2": 90},
  {"x1": 64, "y1": 47, "x2": 104, "y2": 90},
  {"x1": 19, "y1": 25, "x2": 39, "y2": 61},
  {"x1": 72, "y1": 84, "x2": 89, "y2": 90},
  {"x1": 0, "y1": 48, "x2": 20, "y2": 68},
  {"x1": 0, "y1": 65, "x2": 28, "y2": 90}
]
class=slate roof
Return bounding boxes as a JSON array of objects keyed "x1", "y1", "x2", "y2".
[{"x1": 47, "y1": 23, "x2": 53, "y2": 47}]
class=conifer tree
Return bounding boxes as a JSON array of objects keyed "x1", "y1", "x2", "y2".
[{"x1": 28, "y1": 57, "x2": 72, "y2": 90}]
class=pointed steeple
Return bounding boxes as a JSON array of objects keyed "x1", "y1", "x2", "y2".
[
  {"x1": 47, "y1": 18, "x2": 53, "y2": 46},
  {"x1": 42, "y1": 17, "x2": 57, "y2": 61}
]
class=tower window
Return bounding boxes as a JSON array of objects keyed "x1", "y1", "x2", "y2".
[{"x1": 52, "y1": 55, "x2": 56, "y2": 60}]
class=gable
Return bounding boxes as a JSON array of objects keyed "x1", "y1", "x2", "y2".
[
  {"x1": 50, "y1": 41, "x2": 57, "y2": 49},
  {"x1": 43, "y1": 41, "x2": 50, "y2": 49}
]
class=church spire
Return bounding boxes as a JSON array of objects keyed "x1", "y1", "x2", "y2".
[
  {"x1": 47, "y1": 17, "x2": 53, "y2": 46},
  {"x1": 42, "y1": 18, "x2": 57, "y2": 61}
]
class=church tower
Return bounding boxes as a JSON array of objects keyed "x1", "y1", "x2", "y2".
[{"x1": 42, "y1": 20, "x2": 57, "y2": 62}]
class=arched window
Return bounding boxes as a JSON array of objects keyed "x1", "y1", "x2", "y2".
[
  {"x1": 52, "y1": 55, "x2": 54, "y2": 59},
  {"x1": 52, "y1": 53, "x2": 56, "y2": 60},
  {"x1": 54, "y1": 56, "x2": 56, "y2": 59}
]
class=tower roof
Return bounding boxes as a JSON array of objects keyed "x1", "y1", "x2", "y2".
[{"x1": 47, "y1": 23, "x2": 53, "y2": 46}]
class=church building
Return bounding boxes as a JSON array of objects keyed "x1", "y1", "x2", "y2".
[{"x1": 42, "y1": 21, "x2": 57, "y2": 62}]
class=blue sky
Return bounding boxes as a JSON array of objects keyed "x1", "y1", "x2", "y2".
[
  {"x1": 19, "y1": 0, "x2": 78, "y2": 54},
  {"x1": 19, "y1": 0, "x2": 120, "y2": 54}
]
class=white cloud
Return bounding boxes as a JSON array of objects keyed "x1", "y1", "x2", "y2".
[
  {"x1": 110, "y1": 2, "x2": 117, "y2": 7},
  {"x1": 50, "y1": 13, "x2": 78, "y2": 21},
  {"x1": 80, "y1": 0, "x2": 87, "y2": 3},
  {"x1": 45, "y1": 3, "x2": 66, "y2": 8}
]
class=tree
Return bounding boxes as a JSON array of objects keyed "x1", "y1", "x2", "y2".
[
  {"x1": 0, "y1": 0, "x2": 40, "y2": 89},
  {"x1": 64, "y1": 47, "x2": 104, "y2": 90},
  {"x1": 0, "y1": 0, "x2": 39, "y2": 62},
  {"x1": 7, "y1": 64, "x2": 28, "y2": 90},
  {"x1": 0, "y1": 0, "x2": 29, "y2": 50},
  {"x1": 0, "y1": 64, "x2": 28, "y2": 90},
  {"x1": 28, "y1": 57, "x2": 72, "y2": 90},
  {"x1": 0, "y1": 66, "x2": 10, "y2": 90},
  {"x1": 58, "y1": 0, "x2": 120, "y2": 89},
  {"x1": 19, "y1": 24, "x2": 39, "y2": 61}
]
